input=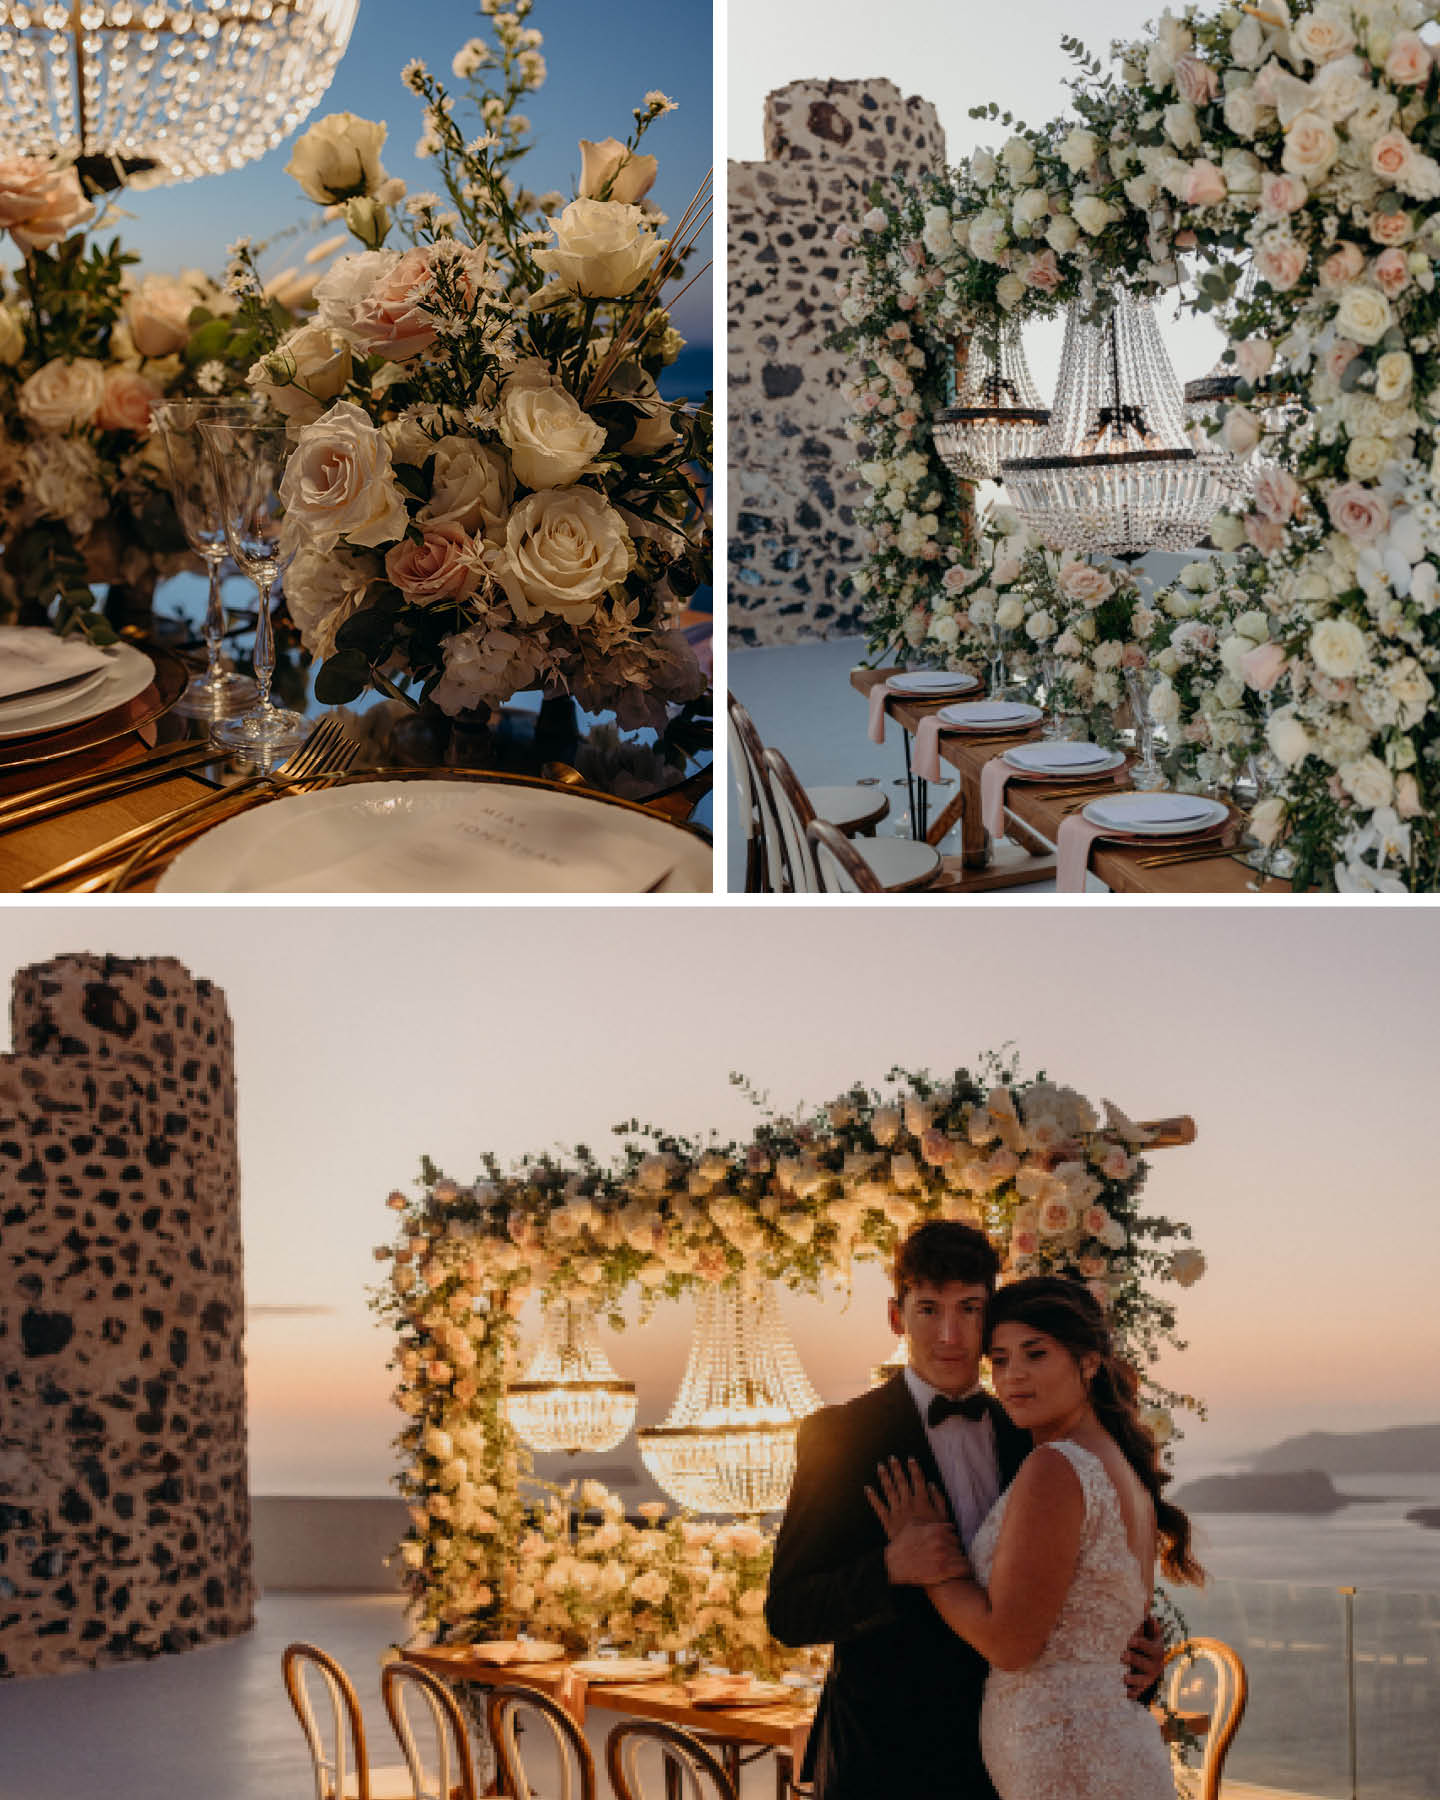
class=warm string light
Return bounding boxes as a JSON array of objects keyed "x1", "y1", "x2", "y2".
[{"x1": 0, "y1": 1, "x2": 358, "y2": 189}]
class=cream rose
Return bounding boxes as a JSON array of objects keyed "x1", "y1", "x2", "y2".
[
  {"x1": 5, "y1": 165, "x2": 91, "y2": 251},
  {"x1": 1291, "y1": 6, "x2": 1356, "y2": 63},
  {"x1": 284, "y1": 543, "x2": 381, "y2": 659},
  {"x1": 1000, "y1": 135, "x2": 1035, "y2": 179},
  {"x1": 578, "y1": 136, "x2": 658, "y2": 204},
  {"x1": 1309, "y1": 615, "x2": 1369, "y2": 678},
  {"x1": 1045, "y1": 214, "x2": 1080, "y2": 254},
  {"x1": 248, "y1": 324, "x2": 353, "y2": 423},
  {"x1": 1282, "y1": 112, "x2": 1339, "y2": 179},
  {"x1": 1266, "y1": 706, "x2": 1312, "y2": 766},
  {"x1": 1334, "y1": 284, "x2": 1393, "y2": 346},
  {"x1": 1058, "y1": 562, "x2": 1114, "y2": 607},
  {"x1": 1339, "y1": 755, "x2": 1393, "y2": 809},
  {"x1": 1222, "y1": 407, "x2": 1261, "y2": 456},
  {"x1": 18, "y1": 357, "x2": 105, "y2": 432},
  {"x1": 94, "y1": 368, "x2": 159, "y2": 435},
  {"x1": 124, "y1": 276, "x2": 195, "y2": 358},
  {"x1": 1163, "y1": 101, "x2": 1200, "y2": 149},
  {"x1": 1374, "y1": 350, "x2": 1413, "y2": 403},
  {"x1": 1058, "y1": 127, "x2": 1099, "y2": 173},
  {"x1": 286, "y1": 111, "x2": 389, "y2": 204},
  {"x1": 1072, "y1": 195, "x2": 1116, "y2": 236},
  {"x1": 497, "y1": 485, "x2": 633, "y2": 624},
  {"x1": 533, "y1": 198, "x2": 665, "y2": 297},
  {"x1": 419, "y1": 437, "x2": 514, "y2": 538},
  {"x1": 1345, "y1": 436, "x2": 1390, "y2": 482},
  {"x1": 1385, "y1": 32, "x2": 1432, "y2": 85},
  {"x1": 279, "y1": 400, "x2": 411, "y2": 555},
  {"x1": 499, "y1": 374, "x2": 606, "y2": 489},
  {"x1": 1371, "y1": 131, "x2": 1416, "y2": 185},
  {"x1": 385, "y1": 520, "x2": 483, "y2": 604}
]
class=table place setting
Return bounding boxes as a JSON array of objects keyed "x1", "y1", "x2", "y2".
[
  {"x1": 914, "y1": 700, "x2": 1044, "y2": 783},
  {"x1": 980, "y1": 741, "x2": 1129, "y2": 841},
  {"x1": 1056, "y1": 792, "x2": 1236, "y2": 894},
  {"x1": 682, "y1": 1673, "x2": 796, "y2": 1709},
  {"x1": 0, "y1": 629, "x2": 174, "y2": 755},
  {"x1": 866, "y1": 667, "x2": 982, "y2": 745}
]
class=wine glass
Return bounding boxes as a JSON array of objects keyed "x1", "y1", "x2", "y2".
[
  {"x1": 152, "y1": 399, "x2": 260, "y2": 719},
  {"x1": 1122, "y1": 667, "x2": 1169, "y2": 792},
  {"x1": 1039, "y1": 654, "x2": 1065, "y2": 740},
  {"x1": 199, "y1": 418, "x2": 311, "y2": 756}
]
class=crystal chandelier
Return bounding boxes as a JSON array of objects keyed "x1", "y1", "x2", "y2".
[
  {"x1": 505, "y1": 1297, "x2": 638, "y2": 1457},
  {"x1": 0, "y1": 1, "x2": 359, "y2": 192},
  {"x1": 933, "y1": 321, "x2": 1050, "y2": 483},
  {"x1": 1001, "y1": 290, "x2": 1227, "y2": 557},
  {"x1": 638, "y1": 1278, "x2": 821, "y2": 1516},
  {"x1": 1182, "y1": 370, "x2": 1253, "y2": 507},
  {"x1": 870, "y1": 1338, "x2": 908, "y2": 1387}
]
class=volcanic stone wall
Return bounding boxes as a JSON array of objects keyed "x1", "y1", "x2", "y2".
[
  {"x1": 729, "y1": 80, "x2": 946, "y2": 645},
  {"x1": 0, "y1": 954, "x2": 253, "y2": 1678}
]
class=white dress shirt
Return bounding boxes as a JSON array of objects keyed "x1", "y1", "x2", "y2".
[{"x1": 903, "y1": 1365, "x2": 1001, "y2": 1550}]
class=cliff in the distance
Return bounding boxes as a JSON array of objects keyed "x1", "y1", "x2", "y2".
[
  {"x1": 1250, "y1": 1423, "x2": 1440, "y2": 1475},
  {"x1": 1172, "y1": 1470, "x2": 1351, "y2": 1514}
]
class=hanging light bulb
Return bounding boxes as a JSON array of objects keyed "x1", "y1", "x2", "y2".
[
  {"x1": 505, "y1": 1297, "x2": 637, "y2": 1456},
  {"x1": 0, "y1": 0, "x2": 359, "y2": 193},
  {"x1": 638, "y1": 1278, "x2": 821, "y2": 1516},
  {"x1": 933, "y1": 321, "x2": 1051, "y2": 483},
  {"x1": 1001, "y1": 289, "x2": 1227, "y2": 557}
]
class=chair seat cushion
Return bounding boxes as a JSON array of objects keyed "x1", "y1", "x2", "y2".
[
  {"x1": 327, "y1": 1766, "x2": 416, "y2": 1800},
  {"x1": 855, "y1": 837, "x2": 941, "y2": 890},
  {"x1": 810, "y1": 785, "x2": 888, "y2": 832}
]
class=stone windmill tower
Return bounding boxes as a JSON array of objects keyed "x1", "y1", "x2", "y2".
[{"x1": 0, "y1": 954, "x2": 253, "y2": 1678}]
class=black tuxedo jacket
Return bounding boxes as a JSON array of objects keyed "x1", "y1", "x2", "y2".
[{"x1": 765, "y1": 1373, "x2": 1031, "y2": 1800}]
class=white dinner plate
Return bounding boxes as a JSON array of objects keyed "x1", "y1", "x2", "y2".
[
  {"x1": 0, "y1": 625, "x2": 111, "y2": 702},
  {"x1": 0, "y1": 667, "x2": 109, "y2": 723},
  {"x1": 887, "y1": 670, "x2": 980, "y2": 697},
  {"x1": 1082, "y1": 793, "x2": 1229, "y2": 836},
  {"x1": 156, "y1": 777, "x2": 712, "y2": 893},
  {"x1": 570, "y1": 1658, "x2": 669, "y2": 1683},
  {"x1": 0, "y1": 641, "x2": 156, "y2": 741},
  {"x1": 936, "y1": 700, "x2": 1043, "y2": 731},
  {"x1": 1003, "y1": 742, "x2": 1119, "y2": 774}
]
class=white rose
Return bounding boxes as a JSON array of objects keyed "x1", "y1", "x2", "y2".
[
  {"x1": 533, "y1": 198, "x2": 665, "y2": 297},
  {"x1": 1163, "y1": 102, "x2": 1200, "y2": 149},
  {"x1": 995, "y1": 273, "x2": 1026, "y2": 311},
  {"x1": 1209, "y1": 512, "x2": 1246, "y2": 551},
  {"x1": 1339, "y1": 755, "x2": 1393, "y2": 809},
  {"x1": 1335, "y1": 284, "x2": 1394, "y2": 346},
  {"x1": 1059, "y1": 128, "x2": 1099, "y2": 173},
  {"x1": 970, "y1": 147, "x2": 998, "y2": 187},
  {"x1": 125, "y1": 275, "x2": 196, "y2": 357},
  {"x1": 1148, "y1": 680, "x2": 1181, "y2": 724},
  {"x1": 419, "y1": 436, "x2": 514, "y2": 538},
  {"x1": 1000, "y1": 135, "x2": 1035, "y2": 179},
  {"x1": 996, "y1": 595, "x2": 1024, "y2": 629},
  {"x1": 1291, "y1": 5, "x2": 1356, "y2": 63},
  {"x1": 496, "y1": 485, "x2": 633, "y2": 625},
  {"x1": 1223, "y1": 85, "x2": 1267, "y2": 139},
  {"x1": 286, "y1": 111, "x2": 389, "y2": 204},
  {"x1": 499, "y1": 374, "x2": 606, "y2": 489},
  {"x1": 1309, "y1": 616, "x2": 1369, "y2": 679},
  {"x1": 1045, "y1": 214, "x2": 1080, "y2": 254},
  {"x1": 1267, "y1": 706, "x2": 1312, "y2": 766},
  {"x1": 1374, "y1": 350, "x2": 1413, "y2": 403},
  {"x1": 279, "y1": 400, "x2": 411, "y2": 556},
  {"x1": 284, "y1": 543, "x2": 382, "y2": 660},
  {"x1": 1248, "y1": 795, "x2": 1287, "y2": 846},
  {"x1": 18, "y1": 357, "x2": 105, "y2": 431},
  {"x1": 248, "y1": 324, "x2": 353, "y2": 424},
  {"x1": 1012, "y1": 188, "x2": 1050, "y2": 231},
  {"x1": 578, "y1": 136, "x2": 658, "y2": 205},
  {"x1": 1072, "y1": 196, "x2": 1116, "y2": 236},
  {"x1": 1345, "y1": 435, "x2": 1390, "y2": 482},
  {"x1": 1282, "y1": 113, "x2": 1340, "y2": 180}
]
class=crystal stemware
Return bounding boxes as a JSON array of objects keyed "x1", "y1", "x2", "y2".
[
  {"x1": 153, "y1": 399, "x2": 260, "y2": 719},
  {"x1": 1122, "y1": 666, "x2": 1169, "y2": 792},
  {"x1": 199, "y1": 419, "x2": 311, "y2": 756},
  {"x1": 1039, "y1": 653, "x2": 1066, "y2": 740},
  {"x1": 988, "y1": 623, "x2": 1010, "y2": 700}
]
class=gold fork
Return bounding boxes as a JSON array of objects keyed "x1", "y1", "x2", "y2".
[{"x1": 22, "y1": 718, "x2": 357, "y2": 892}]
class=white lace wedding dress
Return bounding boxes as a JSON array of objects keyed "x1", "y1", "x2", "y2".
[{"x1": 968, "y1": 1439, "x2": 1176, "y2": 1800}]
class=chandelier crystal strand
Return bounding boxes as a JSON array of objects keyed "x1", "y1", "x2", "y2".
[
  {"x1": 933, "y1": 320, "x2": 1051, "y2": 483},
  {"x1": 1002, "y1": 290, "x2": 1226, "y2": 556},
  {"x1": 638, "y1": 1277, "x2": 822, "y2": 1516},
  {"x1": 504, "y1": 1297, "x2": 638, "y2": 1456},
  {"x1": 0, "y1": 1, "x2": 359, "y2": 190}
]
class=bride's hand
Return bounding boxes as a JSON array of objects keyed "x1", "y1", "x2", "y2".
[
  {"x1": 867, "y1": 1459, "x2": 971, "y2": 1586},
  {"x1": 868, "y1": 1456, "x2": 951, "y2": 1532}
]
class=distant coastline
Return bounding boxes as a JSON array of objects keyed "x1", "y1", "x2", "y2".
[{"x1": 1173, "y1": 1469, "x2": 1369, "y2": 1514}]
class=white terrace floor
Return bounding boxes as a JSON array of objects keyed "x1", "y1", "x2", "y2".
[{"x1": 0, "y1": 1593, "x2": 1315, "y2": 1800}]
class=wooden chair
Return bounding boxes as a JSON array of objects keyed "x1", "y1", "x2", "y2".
[
  {"x1": 1159, "y1": 1636, "x2": 1248, "y2": 1800},
  {"x1": 605, "y1": 1718, "x2": 739, "y2": 1800},
  {"x1": 727, "y1": 693, "x2": 888, "y2": 891},
  {"x1": 282, "y1": 1641, "x2": 416, "y2": 1800},
  {"x1": 766, "y1": 748, "x2": 943, "y2": 893},
  {"x1": 379, "y1": 1661, "x2": 479, "y2": 1800},
  {"x1": 486, "y1": 1682, "x2": 596, "y2": 1800}
]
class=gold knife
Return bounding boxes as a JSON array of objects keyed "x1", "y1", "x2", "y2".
[{"x1": 0, "y1": 741, "x2": 219, "y2": 835}]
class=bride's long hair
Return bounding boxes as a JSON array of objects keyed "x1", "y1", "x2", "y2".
[{"x1": 985, "y1": 1275, "x2": 1204, "y2": 1585}]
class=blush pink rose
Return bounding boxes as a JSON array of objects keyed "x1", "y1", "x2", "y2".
[
  {"x1": 1245, "y1": 514, "x2": 1286, "y2": 554},
  {"x1": 901, "y1": 241, "x2": 925, "y2": 268},
  {"x1": 992, "y1": 555, "x2": 1023, "y2": 585},
  {"x1": 1385, "y1": 32, "x2": 1432, "y2": 85},
  {"x1": 1024, "y1": 248, "x2": 1063, "y2": 291},
  {"x1": 1320, "y1": 242, "x2": 1366, "y2": 287},
  {"x1": 1058, "y1": 562, "x2": 1114, "y2": 607},
  {"x1": 349, "y1": 247, "x2": 441, "y2": 361},
  {"x1": 1373, "y1": 247, "x2": 1411, "y2": 296},
  {"x1": 0, "y1": 156, "x2": 57, "y2": 227},
  {"x1": 1255, "y1": 233, "x2": 1306, "y2": 291},
  {"x1": 1369, "y1": 209, "x2": 1414, "y2": 246},
  {"x1": 1324, "y1": 338, "x2": 1361, "y2": 382},
  {"x1": 94, "y1": 368, "x2": 160, "y2": 434},
  {"x1": 384, "y1": 520, "x2": 482, "y2": 602},
  {"x1": 1326, "y1": 482, "x2": 1390, "y2": 542},
  {"x1": 1371, "y1": 132, "x2": 1415, "y2": 184},
  {"x1": 7, "y1": 165, "x2": 92, "y2": 251},
  {"x1": 1182, "y1": 160, "x2": 1228, "y2": 206},
  {"x1": 1234, "y1": 339, "x2": 1275, "y2": 384},
  {"x1": 1174, "y1": 54, "x2": 1220, "y2": 106},
  {"x1": 1253, "y1": 465, "x2": 1301, "y2": 521},
  {"x1": 1260, "y1": 172, "x2": 1307, "y2": 216},
  {"x1": 1119, "y1": 643, "x2": 1147, "y2": 669},
  {"x1": 1241, "y1": 640, "x2": 1288, "y2": 692}
]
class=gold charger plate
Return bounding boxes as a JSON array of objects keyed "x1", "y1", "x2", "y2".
[{"x1": 0, "y1": 644, "x2": 189, "y2": 774}]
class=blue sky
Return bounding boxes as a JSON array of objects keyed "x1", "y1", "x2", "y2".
[{"x1": 7, "y1": 0, "x2": 712, "y2": 348}]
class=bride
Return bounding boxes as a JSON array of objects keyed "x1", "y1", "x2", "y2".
[{"x1": 867, "y1": 1275, "x2": 1204, "y2": 1800}]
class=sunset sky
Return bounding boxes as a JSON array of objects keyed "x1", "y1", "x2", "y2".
[{"x1": 3, "y1": 905, "x2": 1436, "y2": 1494}]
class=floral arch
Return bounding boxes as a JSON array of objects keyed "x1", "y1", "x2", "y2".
[
  {"x1": 833, "y1": 0, "x2": 1440, "y2": 891},
  {"x1": 374, "y1": 1064, "x2": 1205, "y2": 1667}
]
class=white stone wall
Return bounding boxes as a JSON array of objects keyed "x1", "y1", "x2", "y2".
[
  {"x1": 729, "y1": 80, "x2": 946, "y2": 645},
  {"x1": 0, "y1": 954, "x2": 253, "y2": 1678}
]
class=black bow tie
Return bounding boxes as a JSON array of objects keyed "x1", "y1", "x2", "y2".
[{"x1": 927, "y1": 1390, "x2": 990, "y2": 1428}]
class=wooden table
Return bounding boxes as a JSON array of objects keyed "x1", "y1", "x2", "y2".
[
  {"x1": 402, "y1": 1645, "x2": 815, "y2": 1798},
  {"x1": 853, "y1": 668, "x2": 1292, "y2": 895}
]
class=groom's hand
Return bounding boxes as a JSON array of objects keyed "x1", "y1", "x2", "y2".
[
  {"x1": 883, "y1": 1522, "x2": 971, "y2": 1588},
  {"x1": 1123, "y1": 1614, "x2": 1165, "y2": 1699}
]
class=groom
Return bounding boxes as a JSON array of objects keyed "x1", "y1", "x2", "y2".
[{"x1": 765, "y1": 1221, "x2": 1162, "y2": 1799}]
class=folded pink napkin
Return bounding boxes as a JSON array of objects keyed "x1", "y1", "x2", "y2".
[
  {"x1": 913, "y1": 712, "x2": 945, "y2": 783},
  {"x1": 1057, "y1": 815, "x2": 1108, "y2": 893},
  {"x1": 982, "y1": 761, "x2": 1129, "y2": 842},
  {"x1": 867, "y1": 679, "x2": 897, "y2": 745}
]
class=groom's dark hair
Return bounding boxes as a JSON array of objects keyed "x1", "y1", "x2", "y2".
[{"x1": 893, "y1": 1221, "x2": 1000, "y2": 1300}]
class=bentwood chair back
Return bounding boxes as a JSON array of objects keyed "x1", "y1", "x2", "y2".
[
  {"x1": 727, "y1": 693, "x2": 788, "y2": 891},
  {"x1": 380, "y1": 1661, "x2": 479, "y2": 1800},
  {"x1": 283, "y1": 1642, "x2": 415, "y2": 1800},
  {"x1": 1160, "y1": 1636, "x2": 1248, "y2": 1800},
  {"x1": 486, "y1": 1682, "x2": 597, "y2": 1800},
  {"x1": 762, "y1": 747, "x2": 824, "y2": 893},
  {"x1": 808, "y1": 818, "x2": 884, "y2": 892},
  {"x1": 605, "y1": 1719, "x2": 739, "y2": 1800}
]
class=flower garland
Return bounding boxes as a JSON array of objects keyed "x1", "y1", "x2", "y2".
[
  {"x1": 373, "y1": 1062, "x2": 1205, "y2": 1650},
  {"x1": 834, "y1": 0, "x2": 1440, "y2": 888}
]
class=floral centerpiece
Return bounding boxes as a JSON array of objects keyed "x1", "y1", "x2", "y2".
[
  {"x1": 373, "y1": 1061, "x2": 1204, "y2": 1648},
  {"x1": 240, "y1": 0, "x2": 711, "y2": 756}
]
